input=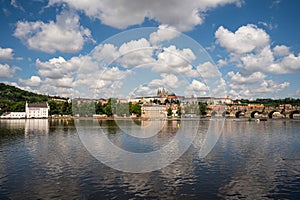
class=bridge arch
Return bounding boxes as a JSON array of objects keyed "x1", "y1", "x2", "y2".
[
  {"x1": 211, "y1": 111, "x2": 217, "y2": 117},
  {"x1": 222, "y1": 111, "x2": 230, "y2": 117},
  {"x1": 235, "y1": 111, "x2": 243, "y2": 118},
  {"x1": 268, "y1": 110, "x2": 276, "y2": 119},
  {"x1": 289, "y1": 110, "x2": 300, "y2": 119},
  {"x1": 250, "y1": 111, "x2": 262, "y2": 118}
]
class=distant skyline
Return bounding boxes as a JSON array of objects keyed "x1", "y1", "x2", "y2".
[{"x1": 1, "y1": 0, "x2": 300, "y2": 99}]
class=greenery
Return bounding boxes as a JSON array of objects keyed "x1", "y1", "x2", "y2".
[
  {"x1": 177, "y1": 106, "x2": 182, "y2": 117},
  {"x1": 0, "y1": 83, "x2": 68, "y2": 115},
  {"x1": 94, "y1": 99, "x2": 141, "y2": 117},
  {"x1": 198, "y1": 102, "x2": 207, "y2": 115},
  {"x1": 167, "y1": 107, "x2": 173, "y2": 117}
]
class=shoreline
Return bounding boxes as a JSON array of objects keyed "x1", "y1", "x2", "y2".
[{"x1": 0, "y1": 116, "x2": 299, "y2": 121}]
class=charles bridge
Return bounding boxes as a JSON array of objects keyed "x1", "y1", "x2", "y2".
[{"x1": 209, "y1": 105, "x2": 300, "y2": 119}]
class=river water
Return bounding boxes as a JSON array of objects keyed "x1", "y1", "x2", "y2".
[{"x1": 0, "y1": 119, "x2": 299, "y2": 199}]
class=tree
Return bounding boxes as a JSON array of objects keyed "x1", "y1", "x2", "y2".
[
  {"x1": 95, "y1": 102, "x2": 104, "y2": 114},
  {"x1": 198, "y1": 102, "x2": 207, "y2": 116},
  {"x1": 177, "y1": 106, "x2": 182, "y2": 117},
  {"x1": 167, "y1": 107, "x2": 173, "y2": 117},
  {"x1": 130, "y1": 103, "x2": 141, "y2": 116},
  {"x1": 62, "y1": 101, "x2": 72, "y2": 115},
  {"x1": 48, "y1": 100, "x2": 60, "y2": 115}
]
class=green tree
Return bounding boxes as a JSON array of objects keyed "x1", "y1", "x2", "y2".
[
  {"x1": 167, "y1": 107, "x2": 173, "y2": 117},
  {"x1": 129, "y1": 102, "x2": 141, "y2": 116},
  {"x1": 95, "y1": 102, "x2": 104, "y2": 114},
  {"x1": 11, "y1": 101, "x2": 25, "y2": 112},
  {"x1": 177, "y1": 106, "x2": 182, "y2": 117},
  {"x1": 198, "y1": 102, "x2": 207, "y2": 116},
  {"x1": 48, "y1": 100, "x2": 60, "y2": 115}
]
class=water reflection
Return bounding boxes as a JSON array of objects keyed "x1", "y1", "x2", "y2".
[{"x1": 0, "y1": 119, "x2": 300, "y2": 199}]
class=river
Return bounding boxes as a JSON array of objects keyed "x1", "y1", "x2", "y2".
[{"x1": 0, "y1": 119, "x2": 299, "y2": 199}]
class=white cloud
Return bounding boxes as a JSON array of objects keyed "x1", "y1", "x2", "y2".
[
  {"x1": 38, "y1": 84, "x2": 79, "y2": 97},
  {"x1": 48, "y1": 0, "x2": 242, "y2": 31},
  {"x1": 14, "y1": 10, "x2": 92, "y2": 53},
  {"x1": 228, "y1": 71, "x2": 266, "y2": 84},
  {"x1": 0, "y1": 64, "x2": 19, "y2": 78},
  {"x1": 19, "y1": 76, "x2": 42, "y2": 87},
  {"x1": 100, "y1": 67, "x2": 132, "y2": 81},
  {"x1": 10, "y1": 0, "x2": 25, "y2": 11},
  {"x1": 273, "y1": 45, "x2": 290, "y2": 56},
  {"x1": 187, "y1": 80, "x2": 209, "y2": 92},
  {"x1": 258, "y1": 21, "x2": 277, "y2": 30},
  {"x1": 240, "y1": 46, "x2": 300, "y2": 74},
  {"x1": 257, "y1": 80, "x2": 289, "y2": 93},
  {"x1": 217, "y1": 59, "x2": 227, "y2": 67},
  {"x1": 240, "y1": 46, "x2": 274, "y2": 72},
  {"x1": 92, "y1": 43, "x2": 120, "y2": 64},
  {"x1": 226, "y1": 61, "x2": 291, "y2": 98},
  {"x1": 131, "y1": 85, "x2": 156, "y2": 97},
  {"x1": 36, "y1": 55, "x2": 97, "y2": 79},
  {"x1": 118, "y1": 38, "x2": 155, "y2": 68},
  {"x1": 154, "y1": 45, "x2": 196, "y2": 76},
  {"x1": 196, "y1": 61, "x2": 221, "y2": 79},
  {"x1": 149, "y1": 25, "x2": 180, "y2": 44},
  {"x1": 215, "y1": 24, "x2": 270, "y2": 54},
  {"x1": 36, "y1": 56, "x2": 75, "y2": 79},
  {"x1": 148, "y1": 73, "x2": 180, "y2": 89},
  {"x1": 269, "y1": 53, "x2": 300, "y2": 74},
  {"x1": 0, "y1": 47, "x2": 14, "y2": 60},
  {"x1": 273, "y1": 45, "x2": 290, "y2": 57},
  {"x1": 216, "y1": 24, "x2": 300, "y2": 75},
  {"x1": 44, "y1": 77, "x2": 74, "y2": 88}
]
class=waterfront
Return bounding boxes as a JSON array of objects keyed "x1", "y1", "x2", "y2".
[{"x1": 0, "y1": 119, "x2": 300, "y2": 199}]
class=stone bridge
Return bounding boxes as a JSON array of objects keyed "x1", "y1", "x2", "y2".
[{"x1": 209, "y1": 106, "x2": 300, "y2": 119}]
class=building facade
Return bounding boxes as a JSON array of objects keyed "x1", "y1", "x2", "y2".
[
  {"x1": 26, "y1": 103, "x2": 49, "y2": 118},
  {"x1": 0, "y1": 112, "x2": 26, "y2": 119},
  {"x1": 141, "y1": 105, "x2": 166, "y2": 119}
]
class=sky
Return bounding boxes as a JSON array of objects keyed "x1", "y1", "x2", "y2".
[{"x1": 0, "y1": 0, "x2": 300, "y2": 99}]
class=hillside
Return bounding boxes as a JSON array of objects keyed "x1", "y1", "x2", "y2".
[
  {"x1": 0, "y1": 83, "x2": 68, "y2": 114},
  {"x1": 0, "y1": 83, "x2": 49, "y2": 102}
]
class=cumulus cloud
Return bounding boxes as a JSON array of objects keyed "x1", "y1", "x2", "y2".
[
  {"x1": 273, "y1": 45, "x2": 290, "y2": 57},
  {"x1": 269, "y1": 53, "x2": 300, "y2": 74},
  {"x1": 228, "y1": 71, "x2": 266, "y2": 84},
  {"x1": 216, "y1": 24, "x2": 300, "y2": 75},
  {"x1": 227, "y1": 72, "x2": 290, "y2": 99},
  {"x1": 196, "y1": 61, "x2": 221, "y2": 79},
  {"x1": 154, "y1": 45, "x2": 197, "y2": 76},
  {"x1": 187, "y1": 80, "x2": 209, "y2": 92},
  {"x1": 118, "y1": 38, "x2": 155, "y2": 68},
  {"x1": 130, "y1": 85, "x2": 157, "y2": 97},
  {"x1": 149, "y1": 25, "x2": 180, "y2": 44},
  {"x1": 0, "y1": 47, "x2": 14, "y2": 60},
  {"x1": 0, "y1": 64, "x2": 19, "y2": 78},
  {"x1": 19, "y1": 76, "x2": 42, "y2": 87},
  {"x1": 215, "y1": 24, "x2": 270, "y2": 54},
  {"x1": 14, "y1": 10, "x2": 93, "y2": 53},
  {"x1": 100, "y1": 67, "x2": 133, "y2": 81},
  {"x1": 48, "y1": 0, "x2": 242, "y2": 31},
  {"x1": 92, "y1": 43, "x2": 120, "y2": 64},
  {"x1": 148, "y1": 73, "x2": 181, "y2": 89}
]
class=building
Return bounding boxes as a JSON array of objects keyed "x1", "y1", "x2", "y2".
[
  {"x1": 0, "y1": 112, "x2": 26, "y2": 119},
  {"x1": 141, "y1": 105, "x2": 166, "y2": 119},
  {"x1": 26, "y1": 102, "x2": 49, "y2": 118},
  {"x1": 0, "y1": 102, "x2": 49, "y2": 119}
]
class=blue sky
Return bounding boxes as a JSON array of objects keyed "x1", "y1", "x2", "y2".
[{"x1": 0, "y1": 0, "x2": 300, "y2": 99}]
